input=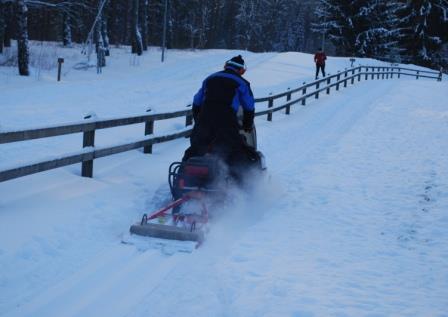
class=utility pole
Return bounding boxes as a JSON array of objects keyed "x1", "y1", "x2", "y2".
[{"x1": 161, "y1": 0, "x2": 168, "y2": 62}]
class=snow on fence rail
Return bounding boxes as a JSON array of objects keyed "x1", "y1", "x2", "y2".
[{"x1": 0, "y1": 65, "x2": 442, "y2": 182}]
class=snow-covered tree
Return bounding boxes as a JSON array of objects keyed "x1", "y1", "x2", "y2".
[
  {"x1": 398, "y1": 0, "x2": 448, "y2": 67},
  {"x1": 312, "y1": 0, "x2": 443, "y2": 63},
  {"x1": 1, "y1": 1, "x2": 12, "y2": 49},
  {"x1": 354, "y1": 0, "x2": 405, "y2": 58},
  {"x1": 139, "y1": 0, "x2": 149, "y2": 51},
  {"x1": 278, "y1": 0, "x2": 307, "y2": 51},
  {"x1": 0, "y1": 1, "x2": 5, "y2": 54},
  {"x1": 313, "y1": 0, "x2": 364, "y2": 55},
  {"x1": 131, "y1": 0, "x2": 143, "y2": 55},
  {"x1": 1, "y1": 0, "x2": 91, "y2": 75},
  {"x1": 62, "y1": 12, "x2": 72, "y2": 47},
  {"x1": 234, "y1": 0, "x2": 263, "y2": 50},
  {"x1": 100, "y1": 1, "x2": 110, "y2": 56}
]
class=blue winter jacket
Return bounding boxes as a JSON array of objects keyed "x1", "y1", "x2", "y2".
[{"x1": 192, "y1": 67, "x2": 255, "y2": 113}]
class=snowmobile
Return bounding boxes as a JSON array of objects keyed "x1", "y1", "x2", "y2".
[{"x1": 129, "y1": 124, "x2": 266, "y2": 248}]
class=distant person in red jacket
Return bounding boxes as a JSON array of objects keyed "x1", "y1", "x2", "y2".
[{"x1": 314, "y1": 48, "x2": 327, "y2": 79}]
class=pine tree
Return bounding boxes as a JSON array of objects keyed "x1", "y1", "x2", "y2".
[
  {"x1": 197, "y1": 0, "x2": 212, "y2": 48},
  {"x1": 280, "y1": 0, "x2": 307, "y2": 51},
  {"x1": 3, "y1": 1, "x2": 12, "y2": 48},
  {"x1": 0, "y1": 1, "x2": 5, "y2": 54},
  {"x1": 205, "y1": 0, "x2": 227, "y2": 48},
  {"x1": 62, "y1": 12, "x2": 72, "y2": 46},
  {"x1": 354, "y1": 0, "x2": 405, "y2": 59},
  {"x1": 398, "y1": 0, "x2": 448, "y2": 67},
  {"x1": 234, "y1": 0, "x2": 263, "y2": 51},
  {"x1": 313, "y1": 0, "x2": 361, "y2": 55},
  {"x1": 258, "y1": 0, "x2": 290, "y2": 51},
  {"x1": 219, "y1": 0, "x2": 238, "y2": 48}
]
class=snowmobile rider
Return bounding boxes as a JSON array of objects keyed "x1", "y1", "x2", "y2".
[{"x1": 183, "y1": 55, "x2": 258, "y2": 171}]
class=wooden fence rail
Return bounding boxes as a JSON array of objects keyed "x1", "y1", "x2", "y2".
[{"x1": 0, "y1": 65, "x2": 442, "y2": 182}]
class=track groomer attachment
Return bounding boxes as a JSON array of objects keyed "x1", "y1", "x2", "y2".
[{"x1": 130, "y1": 155, "x2": 224, "y2": 247}]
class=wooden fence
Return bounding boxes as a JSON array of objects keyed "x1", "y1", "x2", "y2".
[{"x1": 0, "y1": 65, "x2": 442, "y2": 182}]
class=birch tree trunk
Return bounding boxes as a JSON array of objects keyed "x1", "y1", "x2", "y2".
[
  {"x1": 95, "y1": 17, "x2": 106, "y2": 67},
  {"x1": 17, "y1": 0, "x2": 30, "y2": 76},
  {"x1": 131, "y1": 0, "x2": 143, "y2": 55},
  {"x1": 101, "y1": 13, "x2": 110, "y2": 56},
  {"x1": 139, "y1": 0, "x2": 148, "y2": 51},
  {"x1": 62, "y1": 12, "x2": 72, "y2": 47}
]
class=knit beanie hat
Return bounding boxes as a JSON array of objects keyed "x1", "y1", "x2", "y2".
[{"x1": 225, "y1": 55, "x2": 246, "y2": 70}]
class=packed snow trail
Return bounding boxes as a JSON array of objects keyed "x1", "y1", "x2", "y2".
[
  {"x1": 1, "y1": 78, "x2": 447, "y2": 317},
  {"x1": 127, "y1": 80, "x2": 448, "y2": 317},
  {"x1": 1, "y1": 46, "x2": 447, "y2": 316},
  {"x1": 6, "y1": 247, "x2": 186, "y2": 317}
]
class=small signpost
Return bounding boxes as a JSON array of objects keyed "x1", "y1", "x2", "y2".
[
  {"x1": 57, "y1": 58, "x2": 64, "y2": 81},
  {"x1": 350, "y1": 57, "x2": 356, "y2": 67}
]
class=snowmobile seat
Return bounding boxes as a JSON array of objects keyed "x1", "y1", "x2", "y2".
[{"x1": 169, "y1": 155, "x2": 225, "y2": 200}]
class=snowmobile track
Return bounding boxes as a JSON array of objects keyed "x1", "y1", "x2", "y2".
[{"x1": 7, "y1": 246, "x2": 186, "y2": 317}]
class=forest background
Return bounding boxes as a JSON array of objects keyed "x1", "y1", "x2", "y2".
[{"x1": 0, "y1": 0, "x2": 447, "y2": 76}]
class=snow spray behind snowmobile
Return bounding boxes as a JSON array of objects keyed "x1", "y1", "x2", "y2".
[{"x1": 129, "y1": 125, "x2": 266, "y2": 248}]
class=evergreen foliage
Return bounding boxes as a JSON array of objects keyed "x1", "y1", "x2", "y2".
[
  {"x1": 0, "y1": 2, "x2": 5, "y2": 53},
  {"x1": 0, "y1": 0, "x2": 446, "y2": 75},
  {"x1": 314, "y1": 0, "x2": 447, "y2": 68}
]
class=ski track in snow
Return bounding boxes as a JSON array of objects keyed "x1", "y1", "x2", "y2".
[
  {"x1": 6, "y1": 246, "x2": 185, "y2": 317},
  {"x1": 1, "y1": 49, "x2": 448, "y2": 317}
]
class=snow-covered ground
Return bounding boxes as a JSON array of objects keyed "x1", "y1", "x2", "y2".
[{"x1": 1, "y1": 45, "x2": 447, "y2": 317}]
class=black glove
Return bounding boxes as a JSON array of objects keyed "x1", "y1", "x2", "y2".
[{"x1": 242, "y1": 110, "x2": 254, "y2": 133}]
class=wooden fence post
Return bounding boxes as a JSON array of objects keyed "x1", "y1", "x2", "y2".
[
  {"x1": 438, "y1": 67, "x2": 443, "y2": 81},
  {"x1": 365, "y1": 67, "x2": 368, "y2": 80},
  {"x1": 416, "y1": 70, "x2": 419, "y2": 80},
  {"x1": 336, "y1": 72, "x2": 341, "y2": 90},
  {"x1": 391, "y1": 67, "x2": 394, "y2": 79},
  {"x1": 143, "y1": 109, "x2": 154, "y2": 154},
  {"x1": 371, "y1": 67, "x2": 375, "y2": 80},
  {"x1": 302, "y1": 82, "x2": 307, "y2": 106},
  {"x1": 267, "y1": 95, "x2": 273, "y2": 121},
  {"x1": 344, "y1": 69, "x2": 348, "y2": 87},
  {"x1": 184, "y1": 105, "x2": 193, "y2": 138},
  {"x1": 81, "y1": 114, "x2": 96, "y2": 178},
  {"x1": 377, "y1": 68, "x2": 380, "y2": 80},
  {"x1": 358, "y1": 67, "x2": 361, "y2": 81},
  {"x1": 382, "y1": 67, "x2": 385, "y2": 79},
  {"x1": 326, "y1": 76, "x2": 331, "y2": 94},
  {"x1": 351, "y1": 69, "x2": 355, "y2": 84},
  {"x1": 315, "y1": 81, "x2": 320, "y2": 99},
  {"x1": 285, "y1": 88, "x2": 291, "y2": 114}
]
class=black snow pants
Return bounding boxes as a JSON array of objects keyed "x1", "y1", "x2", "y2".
[
  {"x1": 315, "y1": 64, "x2": 326, "y2": 79},
  {"x1": 183, "y1": 103, "x2": 259, "y2": 178}
]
